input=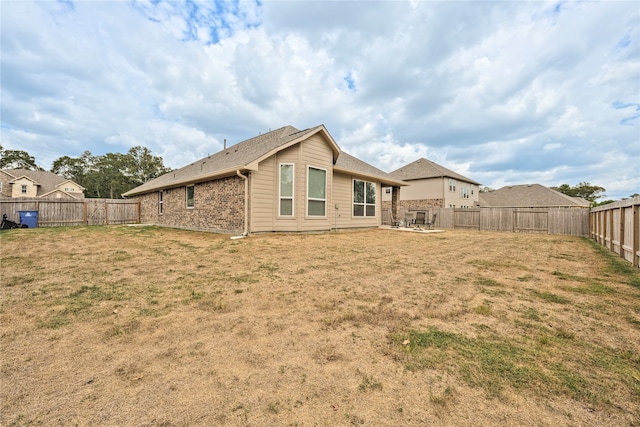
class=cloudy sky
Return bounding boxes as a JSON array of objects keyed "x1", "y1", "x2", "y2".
[{"x1": 1, "y1": 0, "x2": 639, "y2": 199}]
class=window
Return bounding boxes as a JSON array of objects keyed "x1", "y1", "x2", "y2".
[
  {"x1": 186, "y1": 185, "x2": 195, "y2": 208},
  {"x1": 449, "y1": 179, "x2": 456, "y2": 192},
  {"x1": 307, "y1": 167, "x2": 326, "y2": 216},
  {"x1": 279, "y1": 164, "x2": 294, "y2": 216},
  {"x1": 385, "y1": 187, "x2": 391, "y2": 194},
  {"x1": 159, "y1": 191, "x2": 164, "y2": 214},
  {"x1": 353, "y1": 179, "x2": 376, "y2": 217},
  {"x1": 21, "y1": 185, "x2": 27, "y2": 194},
  {"x1": 461, "y1": 185, "x2": 470, "y2": 199}
]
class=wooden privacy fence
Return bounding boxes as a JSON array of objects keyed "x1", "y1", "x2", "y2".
[
  {"x1": 0, "y1": 198, "x2": 140, "y2": 227},
  {"x1": 386, "y1": 207, "x2": 590, "y2": 237},
  {"x1": 590, "y1": 196, "x2": 640, "y2": 268}
]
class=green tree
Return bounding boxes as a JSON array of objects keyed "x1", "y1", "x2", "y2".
[
  {"x1": 50, "y1": 147, "x2": 171, "y2": 198},
  {"x1": 551, "y1": 182, "x2": 606, "y2": 203},
  {"x1": 0, "y1": 145, "x2": 41, "y2": 170},
  {"x1": 88, "y1": 153, "x2": 130, "y2": 199},
  {"x1": 125, "y1": 146, "x2": 172, "y2": 186},
  {"x1": 51, "y1": 154, "x2": 90, "y2": 182}
]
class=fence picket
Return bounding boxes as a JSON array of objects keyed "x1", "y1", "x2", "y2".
[
  {"x1": 590, "y1": 196, "x2": 640, "y2": 268},
  {"x1": 0, "y1": 198, "x2": 140, "y2": 227}
]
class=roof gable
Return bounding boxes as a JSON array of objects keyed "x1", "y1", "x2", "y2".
[
  {"x1": 40, "y1": 188, "x2": 81, "y2": 199},
  {"x1": 1, "y1": 169, "x2": 85, "y2": 196},
  {"x1": 123, "y1": 125, "x2": 344, "y2": 196},
  {"x1": 389, "y1": 158, "x2": 480, "y2": 185}
]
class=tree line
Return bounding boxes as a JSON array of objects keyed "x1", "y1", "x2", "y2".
[
  {"x1": 1, "y1": 145, "x2": 634, "y2": 203},
  {"x1": 0, "y1": 145, "x2": 172, "y2": 198}
]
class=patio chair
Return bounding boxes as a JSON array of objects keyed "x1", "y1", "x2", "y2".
[
  {"x1": 387, "y1": 209, "x2": 400, "y2": 228},
  {"x1": 404, "y1": 212, "x2": 415, "y2": 228},
  {"x1": 413, "y1": 211, "x2": 426, "y2": 230},
  {"x1": 425, "y1": 213, "x2": 437, "y2": 230}
]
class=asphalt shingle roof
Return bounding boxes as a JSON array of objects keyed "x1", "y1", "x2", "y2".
[
  {"x1": 123, "y1": 124, "x2": 404, "y2": 196},
  {"x1": 388, "y1": 158, "x2": 480, "y2": 185},
  {"x1": 2, "y1": 169, "x2": 83, "y2": 197},
  {"x1": 478, "y1": 184, "x2": 590, "y2": 208},
  {"x1": 334, "y1": 151, "x2": 404, "y2": 186}
]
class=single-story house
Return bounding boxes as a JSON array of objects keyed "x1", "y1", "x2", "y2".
[
  {"x1": 478, "y1": 184, "x2": 590, "y2": 208},
  {"x1": 0, "y1": 169, "x2": 85, "y2": 199},
  {"x1": 122, "y1": 125, "x2": 406, "y2": 234},
  {"x1": 383, "y1": 158, "x2": 481, "y2": 213}
]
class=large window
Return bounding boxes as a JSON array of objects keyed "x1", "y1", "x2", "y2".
[
  {"x1": 353, "y1": 179, "x2": 376, "y2": 217},
  {"x1": 449, "y1": 179, "x2": 456, "y2": 192},
  {"x1": 307, "y1": 166, "x2": 326, "y2": 216},
  {"x1": 186, "y1": 185, "x2": 195, "y2": 208},
  {"x1": 159, "y1": 191, "x2": 164, "y2": 214},
  {"x1": 461, "y1": 185, "x2": 470, "y2": 199},
  {"x1": 279, "y1": 164, "x2": 294, "y2": 216}
]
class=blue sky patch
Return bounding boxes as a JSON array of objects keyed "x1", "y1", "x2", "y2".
[{"x1": 344, "y1": 73, "x2": 356, "y2": 91}]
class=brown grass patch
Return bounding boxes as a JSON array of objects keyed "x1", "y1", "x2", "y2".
[{"x1": 1, "y1": 226, "x2": 639, "y2": 426}]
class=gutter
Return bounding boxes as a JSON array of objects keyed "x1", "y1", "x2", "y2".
[{"x1": 236, "y1": 170, "x2": 249, "y2": 236}]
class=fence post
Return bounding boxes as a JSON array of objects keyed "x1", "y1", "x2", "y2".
[
  {"x1": 619, "y1": 207, "x2": 625, "y2": 259},
  {"x1": 634, "y1": 205, "x2": 639, "y2": 268},
  {"x1": 104, "y1": 200, "x2": 108, "y2": 225}
]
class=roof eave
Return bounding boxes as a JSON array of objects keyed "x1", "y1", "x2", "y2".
[
  {"x1": 333, "y1": 166, "x2": 407, "y2": 187},
  {"x1": 123, "y1": 166, "x2": 252, "y2": 197}
]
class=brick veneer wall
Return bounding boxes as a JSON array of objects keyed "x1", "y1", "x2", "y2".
[
  {"x1": 398, "y1": 199, "x2": 443, "y2": 212},
  {"x1": 136, "y1": 175, "x2": 245, "y2": 233}
]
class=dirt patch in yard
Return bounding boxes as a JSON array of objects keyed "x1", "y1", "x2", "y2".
[{"x1": 1, "y1": 226, "x2": 639, "y2": 426}]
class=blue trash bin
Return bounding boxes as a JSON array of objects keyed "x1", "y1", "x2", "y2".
[{"x1": 18, "y1": 211, "x2": 38, "y2": 228}]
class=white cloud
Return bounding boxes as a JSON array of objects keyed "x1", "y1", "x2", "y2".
[{"x1": 1, "y1": 0, "x2": 638, "y2": 199}]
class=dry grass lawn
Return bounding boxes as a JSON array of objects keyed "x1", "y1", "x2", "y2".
[{"x1": 1, "y1": 226, "x2": 639, "y2": 426}]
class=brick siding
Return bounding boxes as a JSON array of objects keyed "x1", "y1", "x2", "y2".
[
  {"x1": 398, "y1": 199, "x2": 443, "y2": 212},
  {"x1": 136, "y1": 175, "x2": 245, "y2": 233}
]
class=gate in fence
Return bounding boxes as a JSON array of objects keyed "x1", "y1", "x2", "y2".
[{"x1": 0, "y1": 198, "x2": 140, "y2": 227}]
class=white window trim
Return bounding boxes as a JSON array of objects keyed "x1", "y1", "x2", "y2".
[
  {"x1": 279, "y1": 163, "x2": 294, "y2": 217},
  {"x1": 352, "y1": 179, "x2": 377, "y2": 217},
  {"x1": 307, "y1": 165, "x2": 327, "y2": 217},
  {"x1": 159, "y1": 190, "x2": 164, "y2": 214},
  {"x1": 449, "y1": 179, "x2": 456, "y2": 192},
  {"x1": 186, "y1": 185, "x2": 195, "y2": 209}
]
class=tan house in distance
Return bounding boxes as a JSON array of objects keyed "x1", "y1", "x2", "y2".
[
  {"x1": 383, "y1": 158, "x2": 481, "y2": 215},
  {"x1": 478, "y1": 184, "x2": 590, "y2": 208},
  {"x1": 123, "y1": 125, "x2": 406, "y2": 235},
  {"x1": 0, "y1": 169, "x2": 85, "y2": 199}
]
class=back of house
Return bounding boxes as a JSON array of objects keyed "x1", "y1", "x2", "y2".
[{"x1": 123, "y1": 125, "x2": 405, "y2": 234}]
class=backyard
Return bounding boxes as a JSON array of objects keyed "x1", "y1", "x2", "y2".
[{"x1": 1, "y1": 226, "x2": 639, "y2": 426}]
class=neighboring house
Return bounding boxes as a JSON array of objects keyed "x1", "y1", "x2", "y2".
[
  {"x1": 122, "y1": 125, "x2": 406, "y2": 234},
  {"x1": 0, "y1": 169, "x2": 85, "y2": 199},
  {"x1": 383, "y1": 158, "x2": 481, "y2": 213},
  {"x1": 478, "y1": 184, "x2": 590, "y2": 208}
]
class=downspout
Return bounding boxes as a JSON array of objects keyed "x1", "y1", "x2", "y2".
[{"x1": 236, "y1": 170, "x2": 249, "y2": 236}]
